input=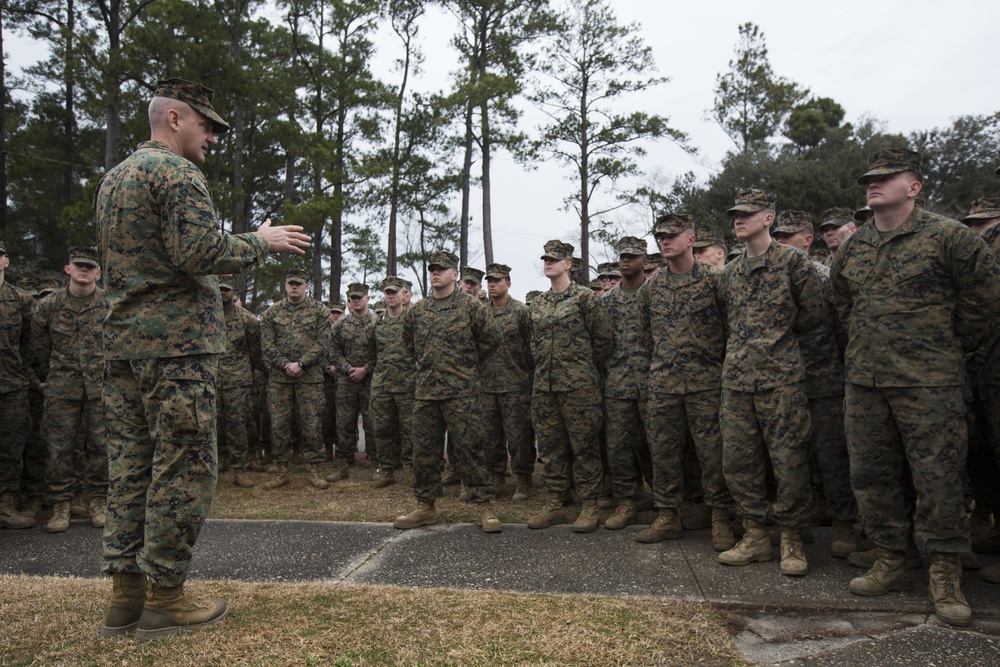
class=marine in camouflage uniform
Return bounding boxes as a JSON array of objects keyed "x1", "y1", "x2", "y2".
[
  {"x1": 18, "y1": 276, "x2": 55, "y2": 522},
  {"x1": 771, "y1": 210, "x2": 857, "y2": 556},
  {"x1": 329, "y1": 283, "x2": 376, "y2": 473},
  {"x1": 832, "y1": 149, "x2": 1000, "y2": 626},
  {"x1": 481, "y1": 264, "x2": 535, "y2": 498},
  {"x1": 260, "y1": 268, "x2": 333, "y2": 488},
  {"x1": 819, "y1": 208, "x2": 858, "y2": 269},
  {"x1": 322, "y1": 302, "x2": 345, "y2": 461},
  {"x1": 363, "y1": 277, "x2": 415, "y2": 487},
  {"x1": 33, "y1": 247, "x2": 109, "y2": 532},
  {"x1": 527, "y1": 240, "x2": 615, "y2": 532},
  {"x1": 0, "y1": 239, "x2": 38, "y2": 530},
  {"x1": 394, "y1": 250, "x2": 503, "y2": 532},
  {"x1": 718, "y1": 189, "x2": 830, "y2": 577},
  {"x1": 601, "y1": 237, "x2": 652, "y2": 529},
  {"x1": 96, "y1": 79, "x2": 308, "y2": 636},
  {"x1": 217, "y1": 276, "x2": 262, "y2": 487},
  {"x1": 636, "y1": 216, "x2": 734, "y2": 548}
]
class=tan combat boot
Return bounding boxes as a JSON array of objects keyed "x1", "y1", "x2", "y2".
[
  {"x1": 718, "y1": 519, "x2": 772, "y2": 565},
  {"x1": 70, "y1": 493, "x2": 89, "y2": 519},
  {"x1": 527, "y1": 493, "x2": 565, "y2": 529},
  {"x1": 476, "y1": 503, "x2": 502, "y2": 533},
  {"x1": 849, "y1": 540, "x2": 922, "y2": 569},
  {"x1": 780, "y1": 527, "x2": 809, "y2": 576},
  {"x1": 711, "y1": 508, "x2": 736, "y2": 552},
  {"x1": 394, "y1": 501, "x2": 439, "y2": 529},
  {"x1": 135, "y1": 582, "x2": 228, "y2": 642},
  {"x1": 0, "y1": 494, "x2": 34, "y2": 530},
  {"x1": 635, "y1": 509, "x2": 682, "y2": 543},
  {"x1": 100, "y1": 572, "x2": 147, "y2": 637},
  {"x1": 263, "y1": 464, "x2": 289, "y2": 490},
  {"x1": 928, "y1": 553, "x2": 971, "y2": 627},
  {"x1": 848, "y1": 547, "x2": 914, "y2": 596},
  {"x1": 830, "y1": 520, "x2": 856, "y2": 559},
  {"x1": 604, "y1": 499, "x2": 638, "y2": 531},
  {"x1": 46, "y1": 500, "x2": 72, "y2": 533},
  {"x1": 372, "y1": 468, "x2": 396, "y2": 489},
  {"x1": 680, "y1": 500, "x2": 712, "y2": 530},
  {"x1": 89, "y1": 496, "x2": 106, "y2": 529},
  {"x1": 306, "y1": 464, "x2": 329, "y2": 489},
  {"x1": 325, "y1": 460, "x2": 349, "y2": 482},
  {"x1": 233, "y1": 469, "x2": 256, "y2": 488},
  {"x1": 511, "y1": 474, "x2": 532, "y2": 501},
  {"x1": 571, "y1": 499, "x2": 601, "y2": 533}
]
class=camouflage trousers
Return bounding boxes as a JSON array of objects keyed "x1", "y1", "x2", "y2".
[
  {"x1": 483, "y1": 390, "x2": 535, "y2": 476},
  {"x1": 604, "y1": 396, "x2": 651, "y2": 499},
  {"x1": 268, "y1": 382, "x2": 325, "y2": 465},
  {"x1": 20, "y1": 388, "x2": 47, "y2": 499},
  {"x1": 43, "y1": 395, "x2": 107, "y2": 502},
  {"x1": 0, "y1": 388, "x2": 30, "y2": 495},
  {"x1": 370, "y1": 390, "x2": 413, "y2": 470},
  {"x1": 532, "y1": 387, "x2": 604, "y2": 500},
  {"x1": 411, "y1": 395, "x2": 492, "y2": 505},
  {"x1": 807, "y1": 395, "x2": 857, "y2": 522},
  {"x1": 647, "y1": 389, "x2": 732, "y2": 510},
  {"x1": 971, "y1": 387, "x2": 1000, "y2": 511},
  {"x1": 336, "y1": 380, "x2": 374, "y2": 465},
  {"x1": 846, "y1": 383, "x2": 969, "y2": 554},
  {"x1": 721, "y1": 383, "x2": 813, "y2": 528},
  {"x1": 217, "y1": 385, "x2": 253, "y2": 469},
  {"x1": 102, "y1": 355, "x2": 219, "y2": 587}
]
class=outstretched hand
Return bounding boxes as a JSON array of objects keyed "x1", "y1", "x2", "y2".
[{"x1": 259, "y1": 218, "x2": 312, "y2": 255}]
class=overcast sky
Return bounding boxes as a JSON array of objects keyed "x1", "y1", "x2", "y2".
[{"x1": 6, "y1": 0, "x2": 999, "y2": 297}]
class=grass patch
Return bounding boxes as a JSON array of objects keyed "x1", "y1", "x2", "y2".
[{"x1": 1, "y1": 575, "x2": 746, "y2": 667}]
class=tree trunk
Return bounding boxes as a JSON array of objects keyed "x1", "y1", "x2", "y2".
[
  {"x1": 1, "y1": 12, "x2": 9, "y2": 238},
  {"x1": 387, "y1": 26, "x2": 412, "y2": 276},
  {"x1": 459, "y1": 97, "x2": 474, "y2": 269}
]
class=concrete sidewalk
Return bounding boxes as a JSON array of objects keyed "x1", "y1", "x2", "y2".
[{"x1": 2, "y1": 520, "x2": 999, "y2": 665}]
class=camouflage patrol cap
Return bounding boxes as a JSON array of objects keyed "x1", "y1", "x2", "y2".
[
  {"x1": 327, "y1": 301, "x2": 345, "y2": 313},
  {"x1": 37, "y1": 277, "x2": 63, "y2": 297},
  {"x1": 727, "y1": 189, "x2": 777, "y2": 216},
  {"x1": 644, "y1": 252, "x2": 663, "y2": 270},
  {"x1": 461, "y1": 267, "x2": 485, "y2": 284},
  {"x1": 67, "y1": 246, "x2": 100, "y2": 267},
  {"x1": 571, "y1": 257, "x2": 583, "y2": 272},
  {"x1": 772, "y1": 210, "x2": 814, "y2": 236},
  {"x1": 17, "y1": 276, "x2": 37, "y2": 296},
  {"x1": 616, "y1": 236, "x2": 647, "y2": 256},
  {"x1": 596, "y1": 262, "x2": 621, "y2": 279},
  {"x1": 525, "y1": 290, "x2": 541, "y2": 304},
  {"x1": 427, "y1": 250, "x2": 459, "y2": 270},
  {"x1": 693, "y1": 230, "x2": 727, "y2": 250},
  {"x1": 854, "y1": 206, "x2": 873, "y2": 223},
  {"x1": 819, "y1": 207, "x2": 856, "y2": 229},
  {"x1": 346, "y1": 282, "x2": 370, "y2": 298},
  {"x1": 541, "y1": 240, "x2": 574, "y2": 261},
  {"x1": 219, "y1": 274, "x2": 235, "y2": 290},
  {"x1": 381, "y1": 276, "x2": 406, "y2": 293},
  {"x1": 485, "y1": 263, "x2": 511, "y2": 280},
  {"x1": 373, "y1": 300, "x2": 386, "y2": 314},
  {"x1": 401, "y1": 279, "x2": 413, "y2": 291},
  {"x1": 285, "y1": 267, "x2": 309, "y2": 283},
  {"x1": 589, "y1": 278, "x2": 604, "y2": 292},
  {"x1": 961, "y1": 198, "x2": 1000, "y2": 222},
  {"x1": 153, "y1": 78, "x2": 229, "y2": 134},
  {"x1": 857, "y1": 147, "x2": 923, "y2": 185},
  {"x1": 654, "y1": 213, "x2": 695, "y2": 237},
  {"x1": 727, "y1": 241, "x2": 746, "y2": 261}
]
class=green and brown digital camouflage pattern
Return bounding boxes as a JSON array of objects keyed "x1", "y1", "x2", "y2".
[
  {"x1": 330, "y1": 310, "x2": 376, "y2": 380},
  {"x1": 480, "y1": 297, "x2": 534, "y2": 393},
  {"x1": 720, "y1": 241, "x2": 830, "y2": 392},
  {"x1": 0, "y1": 282, "x2": 38, "y2": 393},
  {"x1": 364, "y1": 311, "x2": 415, "y2": 394},
  {"x1": 831, "y1": 207, "x2": 1000, "y2": 388},
  {"x1": 260, "y1": 297, "x2": 332, "y2": 384},
  {"x1": 31, "y1": 287, "x2": 107, "y2": 400},
  {"x1": 403, "y1": 289, "x2": 501, "y2": 400},
  {"x1": 602, "y1": 282, "x2": 650, "y2": 400},
  {"x1": 96, "y1": 141, "x2": 267, "y2": 360},
  {"x1": 218, "y1": 304, "x2": 261, "y2": 389}
]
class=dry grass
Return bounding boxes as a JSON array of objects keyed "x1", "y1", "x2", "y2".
[
  {"x1": 211, "y1": 463, "x2": 662, "y2": 526},
  {"x1": 1, "y1": 575, "x2": 747, "y2": 667}
]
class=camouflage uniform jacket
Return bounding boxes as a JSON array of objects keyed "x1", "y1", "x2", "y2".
[
  {"x1": 530, "y1": 282, "x2": 614, "y2": 393},
  {"x1": 720, "y1": 240, "x2": 830, "y2": 392},
  {"x1": 363, "y1": 311, "x2": 415, "y2": 394},
  {"x1": 260, "y1": 297, "x2": 332, "y2": 384},
  {"x1": 0, "y1": 282, "x2": 38, "y2": 394},
  {"x1": 637, "y1": 262, "x2": 725, "y2": 395},
  {"x1": 480, "y1": 298, "x2": 534, "y2": 394},
  {"x1": 32, "y1": 286, "x2": 107, "y2": 400},
  {"x1": 602, "y1": 283, "x2": 651, "y2": 400},
  {"x1": 797, "y1": 262, "x2": 846, "y2": 399},
  {"x1": 219, "y1": 305, "x2": 261, "y2": 389},
  {"x1": 831, "y1": 207, "x2": 1000, "y2": 388},
  {"x1": 330, "y1": 310, "x2": 377, "y2": 376},
  {"x1": 96, "y1": 140, "x2": 268, "y2": 360},
  {"x1": 403, "y1": 288, "x2": 502, "y2": 400}
]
